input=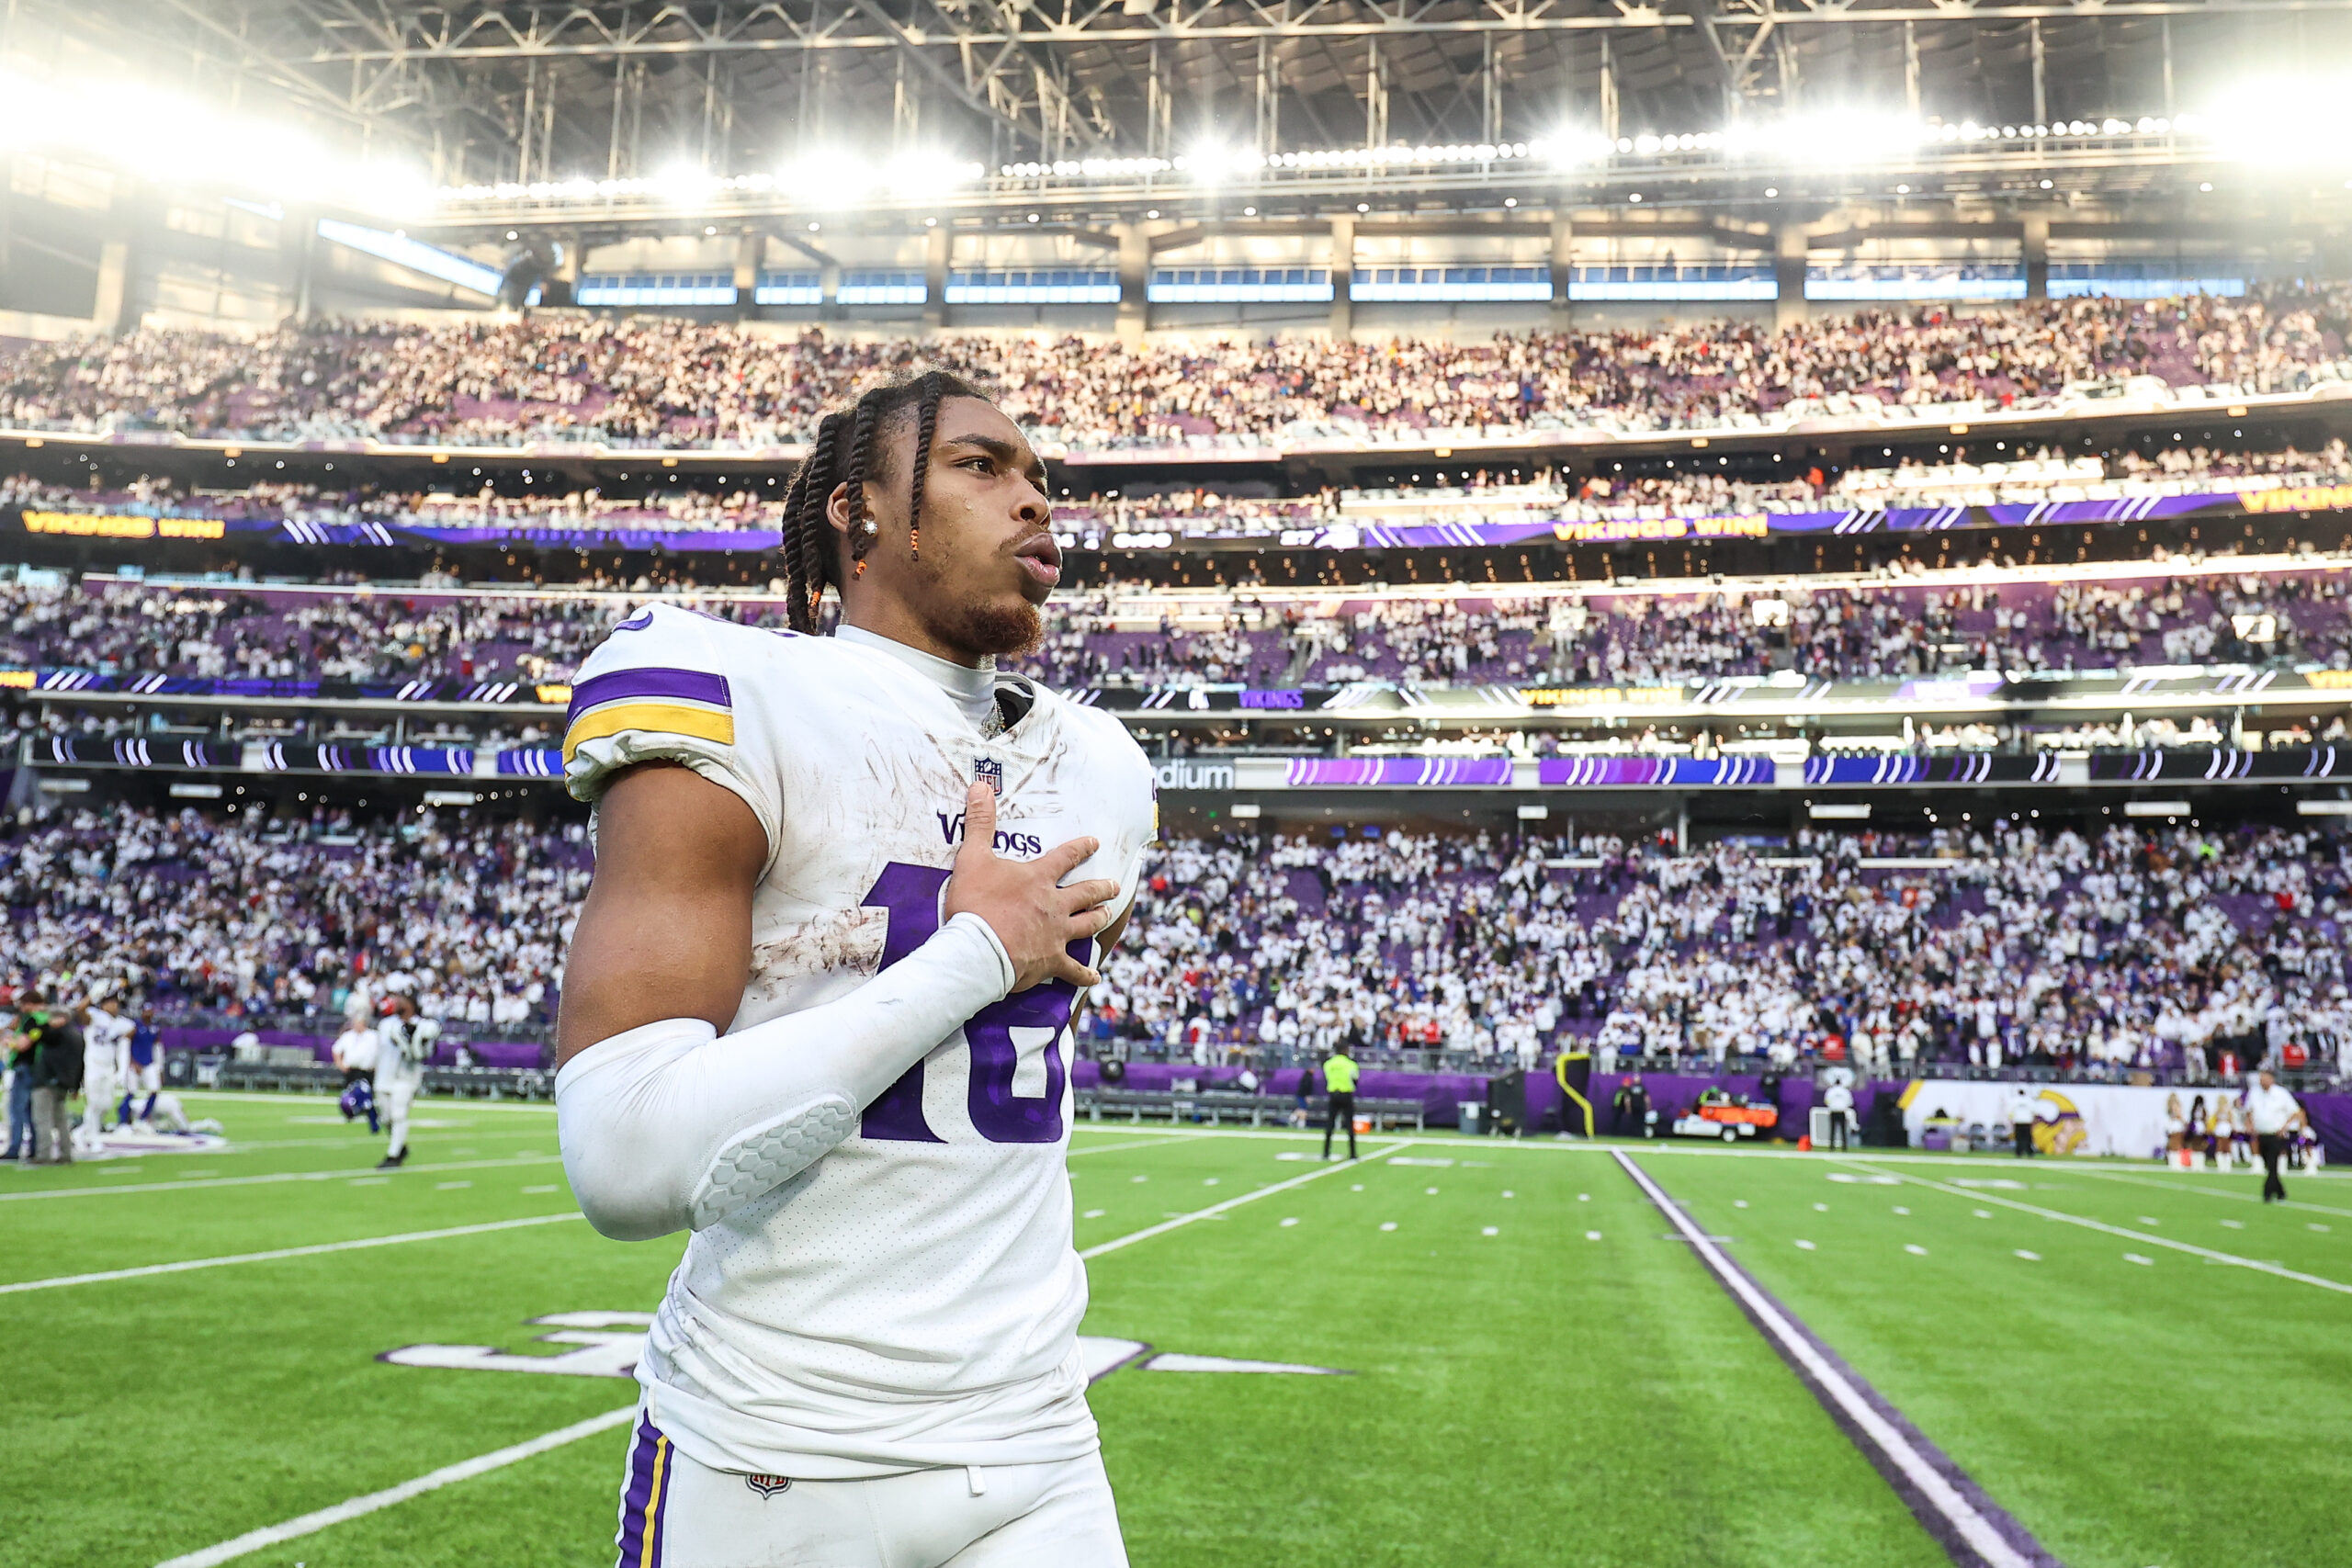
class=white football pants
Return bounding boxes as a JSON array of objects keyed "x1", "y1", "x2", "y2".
[
  {"x1": 81, "y1": 1066, "x2": 121, "y2": 1137},
  {"x1": 615, "y1": 1415, "x2": 1128, "y2": 1568},
  {"x1": 379, "y1": 1075, "x2": 421, "y2": 1156}
]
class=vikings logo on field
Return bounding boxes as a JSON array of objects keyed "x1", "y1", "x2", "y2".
[
  {"x1": 974, "y1": 756, "x2": 1004, "y2": 795},
  {"x1": 381, "y1": 1316, "x2": 1348, "y2": 1384}
]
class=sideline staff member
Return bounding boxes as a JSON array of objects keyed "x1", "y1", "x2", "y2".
[
  {"x1": 1821, "y1": 1075, "x2": 1854, "y2": 1151},
  {"x1": 1322, "y1": 1043, "x2": 1360, "y2": 1161},
  {"x1": 2245, "y1": 1069, "x2": 2310, "y2": 1202}
]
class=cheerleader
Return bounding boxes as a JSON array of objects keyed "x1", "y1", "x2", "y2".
[{"x1": 2161, "y1": 1092, "x2": 2187, "y2": 1164}]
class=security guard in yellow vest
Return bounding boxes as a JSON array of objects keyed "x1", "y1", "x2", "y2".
[{"x1": 1321, "y1": 1045, "x2": 1361, "y2": 1161}]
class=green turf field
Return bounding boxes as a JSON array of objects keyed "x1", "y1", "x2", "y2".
[{"x1": 3, "y1": 1094, "x2": 2346, "y2": 1568}]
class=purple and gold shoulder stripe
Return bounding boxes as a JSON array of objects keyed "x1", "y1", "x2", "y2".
[{"x1": 562, "y1": 666, "x2": 735, "y2": 764}]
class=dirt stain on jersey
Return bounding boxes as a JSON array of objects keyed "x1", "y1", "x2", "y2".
[{"x1": 749, "y1": 905, "x2": 890, "y2": 998}]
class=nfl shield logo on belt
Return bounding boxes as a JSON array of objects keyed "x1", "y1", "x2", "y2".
[
  {"x1": 974, "y1": 757, "x2": 1004, "y2": 795},
  {"x1": 745, "y1": 1473, "x2": 793, "y2": 1498}
]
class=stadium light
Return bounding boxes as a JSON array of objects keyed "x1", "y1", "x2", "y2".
[
  {"x1": 429, "y1": 102, "x2": 2211, "y2": 210},
  {"x1": 437, "y1": 150, "x2": 980, "y2": 208},
  {"x1": 777, "y1": 150, "x2": 985, "y2": 205},
  {"x1": 0, "y1": 65, "x2": 429, "y2": 217},
  {"x1": 1725, "y1": 112, "x2": 1924, "y2": 165},
  {"x1": 651, "y1": 162, "x2": 723, "y2": 205},
  {"x1": 2201, "y1": 75, "x2": 2352, "y2": 167}
]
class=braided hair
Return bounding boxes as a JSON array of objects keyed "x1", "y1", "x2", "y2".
[{"x1": 777, "y1": 370, "x2": 987, "y2": 634}]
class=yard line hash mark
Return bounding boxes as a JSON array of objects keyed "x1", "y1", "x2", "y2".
[{"x1": 1839, "y1": 1162, "x2": 2352, "y2": 1299}]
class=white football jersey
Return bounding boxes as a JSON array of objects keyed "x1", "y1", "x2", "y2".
[
  {"x1": 87, "y1": 1012, "x2": 132, "y2": 1077},
  {"x1": 374, "y1": 1016, "x2": 437, "y2": 1085},
  {"x1": 563, "y1": 604, "x2": 1156, "y2": 1480}
]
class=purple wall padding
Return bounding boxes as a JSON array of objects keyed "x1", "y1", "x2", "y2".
[
  {"x1": 132, "y1": 1034, "x2": 2352, "y2": 1155},
  {"x1": 1525, "y1": 1068, "x2": 1901, "y2": 1141},
  {"x1": 2300, "y1": 1094, "x2": 2352, "y2": 1163},
  {"x1": 1071, "y1": 1059, "x2": 1487, "y2": 1125},
  {"x1": 161, "y1": 1029, "x2": 546, "y2": 1070}
]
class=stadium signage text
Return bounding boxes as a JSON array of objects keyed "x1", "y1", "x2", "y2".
[
  {"x1": 2238, "y1": 485, "x2": 2352, "y2": 514},
  {"x1": 20, "y1": 510, "x2": 225, "y2": 539},
  {"x1": 12, "y1": 484, "x2": 2352, "y2": 561},
  {"x1": 1551, "y1": 515, "x2": 1771, "y2": 544},
  {"x1": 1515, "y1": 685, "x2": 1686, "y2": 707},
  {"x1": 1156, "y1": 760, "x2": 1237, "y2": 791}
]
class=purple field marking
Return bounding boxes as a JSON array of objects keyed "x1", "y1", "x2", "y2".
[{"x1": 1613, "y1": 1151, "x2": 2064, "y2": 1568}]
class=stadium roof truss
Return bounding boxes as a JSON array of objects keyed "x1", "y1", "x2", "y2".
[{"x1": 32, "y1": 0, "x2": 2352, "y2": 198}]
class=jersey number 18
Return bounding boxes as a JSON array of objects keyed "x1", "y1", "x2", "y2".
[{"x1": 855, "y1": 862, "x2": 1078, "y2": 1145}]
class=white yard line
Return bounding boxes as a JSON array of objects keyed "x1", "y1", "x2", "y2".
[
  {"x1": 175, "y1": 1091, "x2": 559, "y2": 1115},
  {"x1": 1079, "y1": 1142, "x2": 1411, "y2": 1261},
  {"x1": 0, "y1": 1213, "x2": 583, "y2": 1295},
  {"x1": 1616, "y1": 1151, "x2": 2038, "y2": 1568},
  {"x1": 228, "y1": 1129, "x2": 548, "y2": 1152},
  {"x1": 1840, "y1": 1160, "x2": 2352, "y2": 1298},
  {"x1": 2067, "y1": 1166, "x2": 2352, "y2": 1221},
  {"x1": 1066, "y1": 1135, "x2": 1193, "y2": 1158},
  {"x1": 151, "y1": 1404, "x2": 637, "y2": 1568},
  {"x1": 143, "y1": 1132, "x2": 1386, "y2": 1565},
  {"x1": 0, "y1": 1154, "x2": 562, "y2": 1202}
]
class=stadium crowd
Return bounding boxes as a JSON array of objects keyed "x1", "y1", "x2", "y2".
[
  {"x1": 2, "y1": 288, "x2": 2347, "y2": 448},
  {"x1": 6, "y1": 439, "x2": 2349, "y2": 541},
  {"x1": 1091, "y1": 821, "x2": 2352, "y2": 1081},
  {"x1": 0, "y1": 803, "x2": 581, "y2": 1036},
  {"x1": 0, "y1": 581, "x2": 665, "y2": 685},
  {"x1": 0, "y1": 564, "x2": 2346, "y2": 696},
  {"x1": 0, "y1": 795, "x2": 2340, "y2": 1087},
  {"x1": 1016, "y1": 569, "x2": 2352, "y2": 690}
]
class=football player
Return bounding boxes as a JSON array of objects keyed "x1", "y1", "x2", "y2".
[
  {"x1": 373, "y1": 994, "x2": 438, "y2": 1170},
  {"x1": 557, "y1": 372, "x2": 1152, "y2": 1568},
  {"x1": 79, "y1": 995, "x2": 130, "y2": 1144},
  {"x1": 122, "y1": 1003, "x2": 163, "y2": 1130}
]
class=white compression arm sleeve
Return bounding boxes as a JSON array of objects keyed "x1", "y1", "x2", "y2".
[{"x1": 555, "y1": 910, "x2": 1015, "y2": 1241}]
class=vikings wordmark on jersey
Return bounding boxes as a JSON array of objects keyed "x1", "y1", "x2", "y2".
[{"x1": 563, "y1": 604, "x2": 1157, "y2": 1483}]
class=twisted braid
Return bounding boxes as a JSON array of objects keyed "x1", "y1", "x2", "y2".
[
  {"x1": 779, "y1": 410, "x2": 846, "y2": 633},
  {"x1": 773, "y1": 369, "x2": 991, "y2": 626},
  {"x1": 905, "y1": 371, "x2": 944, "y2": 562},
  {"x1": 843, "y1": 398, "x2": 880, "y2": 580}
]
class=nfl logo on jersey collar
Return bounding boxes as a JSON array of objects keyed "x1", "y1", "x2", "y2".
[{"x1": 974, "y1": 757, "x2": 1004, "y2": 795}]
